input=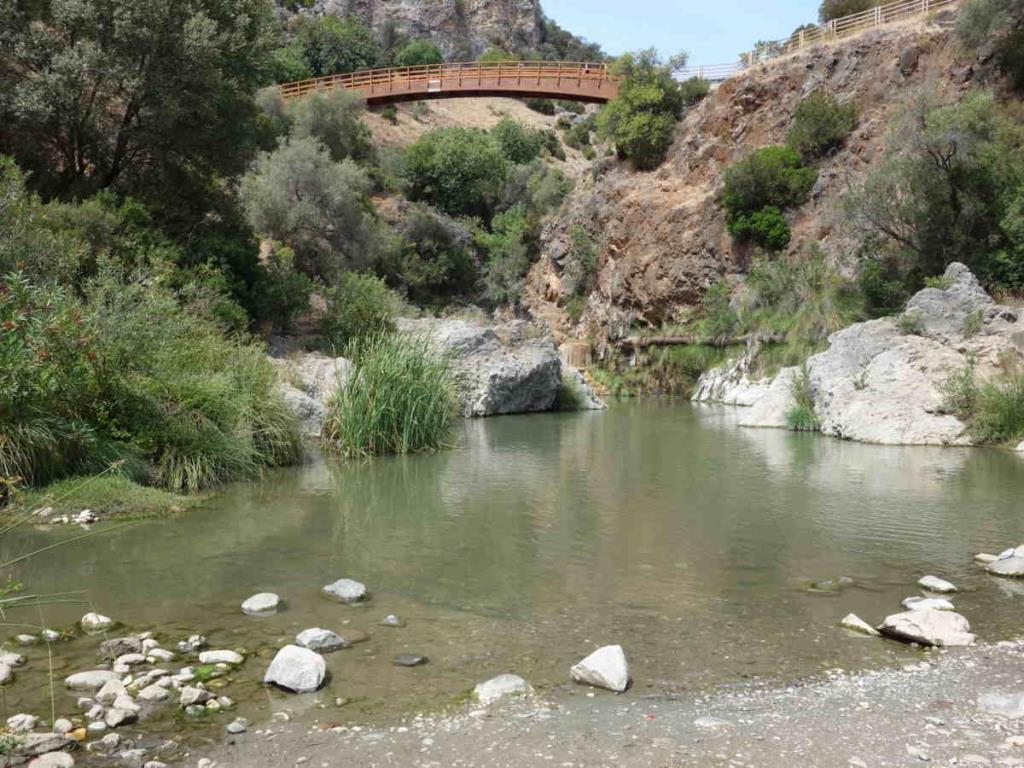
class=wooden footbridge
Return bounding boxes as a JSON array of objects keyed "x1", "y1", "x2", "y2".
[{"x1": 278, "y1": 61, "x2": 620, "y2": 105}]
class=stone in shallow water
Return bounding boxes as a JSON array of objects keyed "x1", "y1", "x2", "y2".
[
  {"x1": 0, "y1": 651, "x2": 26, "y2": 667},
  {"x1": 28, "y1": 751, "x2": 76, "y2": 767},
  {"x1": 570, "y1": 645, "x2": 630, "y2": 693},
  {"x1": 392, "y1": 654, "x2": 428, "y2": 667},
  {"x1": 80, "y1": 613, "x2": 114, "y2": 633},
  {"x1": 337, "y1": 629, "x2": 369, "y2": 646},
  {"x1": 987, "y1": 556, "x2": 1024, "y2": 578},
  {"x1": 840, "y1": 613, "x2": 879, "y2": 636},
  {"x1": 322, "y1": 579, "x2": 367, "y2": 604},
  {"x1": 264, "y1": 645, "x2": 326, "y2": 693},
  {"x1": 241, "y1": 593, "x2": 281, "y2": 616},
  {"x1": 979, "y1": 692, "x2": 1024, "y2": 718},
  {"x1": 878, "y1": 609, "x2": 975, "y2": 647},
  {"x1": 7, "y1": 713, "x2": 38, "y2": 732},
  {"x1": 65, "y1": 670, "x2": 121, "y2": 692},
  {"x1": 918, "y1": 575, "x2": 957, "y2": 593},
  {"x1": 295, "y1": 628, "x2": 346, "y2": 653},
  {"x1": 975, "y1": 553, "x2": 998, "y2": 564},
  {"x1": 226, "y1": 717, "x2": 247, "y2": 734},
  {"x1": 473, "y1": 674, "x2": 532, "y2": 705},
  {"x1": 198, "y1": 650, "x2": 243, "y2": 665},
  {"x1": 380, "y1": 615, "x2": 406, "y2": 627},
  {"x1": 0, "y1": 662, "x2": 14, "y2": 685},
  {"x1": 902, "y1": 596, "x2": 955, "y2": 611}
]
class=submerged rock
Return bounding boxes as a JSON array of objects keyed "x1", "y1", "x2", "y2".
[
  {"x1": 7, "y1": 713, "x2": 38, "y2": 732},
  {"x1": 979, "y1": 691, "x2": 1024, "y2": 718},
  {"x1": 918, "y1": 575, "x2": 957, "y2": 593},
  {"x1": 295, "y1": 628, "x2": 346, "y2": 653},
  {"x1": 987, "y1": 556, "x2": 1024, "y2": 578},
  {"x1": 264, "y1": 645, "x2": 326, "y2": 693},
  {"x1": 322, "y1": 579, "x2": 367, "y2": 604},
  {"x1": 903, "y1": 596, "x2": 955, "y2": 611},
  {"x1": 975, "y1": 553, "x2": 998, "y2": 564},
  {"x1": 198, "y1": 650, "x2": 244, "y2": 666},
  {"x1": 80, "y1": 613, "x2": 114, "y2": 633},
  {"x1": 241, "y1": 593, "x2": 281, "y2": 616},
  {"x1": 570, "y1": 645, "x2": 630, "y2": 693},
  {"x1": 380, "y1": 615, "x2": 406, "y2": 628},
  {"x1": 473, "y1": 674, "x2": 532, "y2": 705},
  {"x1": 840, "y1": 613, "x2": 879, "y2": 636},
  {"x1": 878, "y1": 609, "x2": 975, "y2": 647},
  {"x1": 28, "y1": 751, "x2": 76, "y2": 767},
  {"x1": 392, "y1": 654, "x2": 428, "y2": 667}
]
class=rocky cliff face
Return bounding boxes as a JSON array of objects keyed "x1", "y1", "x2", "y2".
[
  {"x1": 285, "y1": 0, "x2": 543, "y2": 59},
  {"x1": 524, "y1": 9, "x2": 976, "y2": 352}
]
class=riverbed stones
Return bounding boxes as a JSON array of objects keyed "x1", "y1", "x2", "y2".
[
  {"x1": 918, "y1": 575, "x2": 957, "y2": 593},
  {"x1": 392, "y1": 654, "x2": 428, "y2": 667},
  {"x1": 198, "y1": 650, "x2": 243, "y2": 666},
  {"x1": 295, "y1": 628, "x2": 345, "y2": 653},
  {"x1": 0, "y1": 662, "x2": 14, "y2": 684},
  {"x1": 976, "y1": 553, "x2": 998, "y2": 564},
  {"x1": 473, "y1": 674, "x2": 532, "y2": 705},
  {"x1": 80, "y1": 613, "x2": 114, "y2": 633},
  {"x1": 53, "y1": 719, "x2": 73, "y2": 735},
  {"x1": 138, "y1": 684, "x2": 170, "y2": 703},
  {"x1": 987, "y1": 554, "x2": 1024, "y2": 578},
  {"x1": 979, "y1": 692, "x2": 1024, "y2": 718},
  {"x1": 97, "y1": 679, "x2": 127, "y2": 705},
  {"x1": 104, "y1": 706, "x2": 137, "y2": 728},
  {"x1": 840, "y1": 613, "x2": 880, "y2": 636},
  {"x1": 180, "y1": 687, "x2": 213, "y2": 707},
  {"x1": 903, "y1": 596, "x2": 955, "y2": 611},
  {"x1": 226, "y1": 717, "x2": 247, "y2": 734},
  {"x1": 66, "y1": 670, "x2": 121, "y2": 692},
  {"x1": 878, "y1": 609, "x2": 975, "y2": 647},
  {"x1": 241, "y1": 593, "x2": 281, "y2": 616},
  {"x1": 570, "y1": 645, "x2": 631, "y2": 693},
  {"x1": 8, "y1": 713, "x2": 39, "y2": 732},
  {"x1": 0, "y1": 651, "x2": 26, "y2": 667},
  {"x1": 322, "y1": 579, "x2": 368, "y2": 603},
  {"x1": 99, "y1": 637, "x2": 142, "y2": 660},
  {"x1": 264, "y1": 645, "x2": 326, "y2": 693},
  {"x1": 380, "y1": 615, "x2": 405, "y2": 627},
  {"x1": 28, "y1": 752, "x2": 76, "y2": 768}
]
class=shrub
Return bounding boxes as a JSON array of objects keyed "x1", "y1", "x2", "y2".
[
  {"x1": 323, "y1": 333, "x2": 458, "y2": 456},
  {"x1": 972, "y1": 369, "x2": 1024, "y2": 443},
  {"x1": 240, "y1": 138, "x2": 374, "y2": 279},
  {"x1": 382, "y1": 106, "x2": 399, "y2": 125},
  {"x1": 723, "y1": 146, "x2": 818, "y2": 219},
  {"x1": 896, "y1": 311, "x2": 924, "y2": 335},
  {"x1": 394, "y1": 40, "x2": 444, "y2": 67},
  {"x1": 478, "y1": 48, "x2": 519, "y2": 63},
  {"x1": 819, "y1": 0, "x2": 874, "y2": 23},
  {"x1": 940, "y1": 364, "x2": 979, "y2": 418},
  {"x1": 319, "y1": 272, "x2": 401, "y2": 349},
  {"x1": 786, "y1": 91, "x2": 858, "y2": 160},
  {"x1": 386, "y1": 205, "x2": 478, "y2": 304},
  {"x1": 679, "y1": 77, "x2": 711, "y2": 107},
  {"x1": 958, "y1": 0, "x2": 1024, "y2": 90},
  {"x1": 563, "y1": 121, "x2": 593, "y2": 149},
  {"x1": 727, "y1": 206, "x2": 792, "y2": 251},
  {"x1": 288, "y1": 15, "x2": 383, "y2": 78},
  {"x1": 287, "y1": 90, "x2": 375, "y2": 164},
  {"x1": 477, "y1": 207, "x2": 531, "y2": 306},
  {"x1": 597, "y1": 49, "x2": 686, "y2": 170},
  {"x1": 858, "y1": 257, "x2": 909, "y2": 317},
  {"x1": 491, "y1": 118, "x2": 544, "y2": 164},
  {"x1": 496, "y1": 160, "x2": 572, "y2": 221},
  {"x1": 785, "y1": 365, "x2": 820, "y2": 431},
  {"x1": 560, "y1": 226, "x2": 599, "y2": 297},
  {"x1": 525, "y1": 98, "x2": 557, "y2": 115},
  {"x1": 402, "y1": 127, "x2": 510, "y2": 218},
  {"x1": 697, "y1": 281, "x2": 739, "y2": 342}
]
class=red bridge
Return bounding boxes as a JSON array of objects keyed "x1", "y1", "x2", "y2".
[{"x1": 278, "y1": 61, "x2": 620, "y2": 105}]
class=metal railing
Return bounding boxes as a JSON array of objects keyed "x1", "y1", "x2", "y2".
[
  {"x1": 676, "y1": 0, "x2": 960, "y2": 82},
  {"x1": 278, "y1": 61, "x2": 619, "y2": 102}
]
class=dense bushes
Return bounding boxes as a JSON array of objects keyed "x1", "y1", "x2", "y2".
[
  {"x1": 723, "y1": 146, "x2": 818, "y2": 250},
  {"x1": 847, "y1": 90, "x2": 1024, "y2": 294},
  {"x1": 0, "y1": 268, "x2": 300, "y2": 493},
  {"x1": 323, "y1": 334, "x2": 458, "y2": 457},
  {"x1": 942, "y1": 363, "x2": 1024, "y2": 444},
  {"x1": 274, "y1": 15, "x2": 383, "y2": 80},
  {"x1": 393, "y1": 40, "x2": 444, "y2": 67},
  {"x1": 819, "y1": 0, "x2": 874, "y2": 22},
  {"x1": 319, "y1": 272, "x2": 401, "y2": 350},
  {"x1": 385, "y1": 205, "x2": 477, "y2": 304},
  {"x1": 786, "y1": 91, "x2": 858, "y2": 160},
  {"x1": 597, "y1": 50, "x2": 687, "y2": 170},
  {"x1": 491, "y1": 118, "x2": 545, "y2": 164}
]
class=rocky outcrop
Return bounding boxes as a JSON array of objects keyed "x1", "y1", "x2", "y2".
[
  {"x1": 696, "y1": 264, "x2": 1024, "y2": 446},
  {"x1": 273, "y1": 353, "x2": 353, "y2": 438},
  {"x1": 878, "y1": 608, "x2": 975, "y2": 647},
  {"x1": 399, "y1": 317, "x2": 562, "y2": 417},
  {"x1": 279, "y1": 0, "x2": 543, "y2": 60}
]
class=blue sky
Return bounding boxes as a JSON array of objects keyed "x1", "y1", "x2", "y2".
[{"x1": 542, "y1": 0, "x2": 822, "y2": 65}]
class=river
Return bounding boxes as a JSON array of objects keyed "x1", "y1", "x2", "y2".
[{"x1": 2, "y1": 401, "x2": 1023, "y2": 745}]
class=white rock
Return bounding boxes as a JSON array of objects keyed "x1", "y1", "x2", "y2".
[
  {"x1": 112, "y1": 694, "x2": 140, "y2": 713},
  {"x1": 694, "y1": 716, "x2": 732, "y2": 728},
  {"x1": 115, "y1": 653, "x2": 146, "y2": 667},
  {"x1": 473, "y1": 674, "x2": 532, "y2": 705},
  {"x1": 80, "y1": 613, "x2": 114, "y2": 633},
  {"x1": 878, "y1": 609, "x2": 975, "y2": 647},
  {"x1": 137, "y1": 684, "x2": 170, "y2": 703},
  {"x1": 987, "y1": 556, "x2": 1024, "y2": 577},
  {"x1": 975, "y1": 553, "x2": 998, "y2": 564},
  {"x1": 53, "y1": 719, "x2": 73, "y2": 735},
  {"x1": 226, "y1": 717, "x2": 247, "y2": 734},
  {"x1": 980, "y1": 692, "x2": 1024, "y2": 718},
  {"x1": 141, "y1": 638, "x2": 159, "y2": 653},
  {"x1": 241, "y1": 593, "x2": 281, "y2": 616},
  {"x1": 569, "y1": 645, "x2": 630, "y2": 693},
  {"x1": 65, "y1": 670, "x2": 121, "y2": 692},
  {"x1": 180, "y1": 686, "x2": 213, "y2": 708},
  {"x1": 263, "y1": 645, "x2": 326, "y2": 693},
  {"x1": 322, "y1": 579, "x2": 367, "y2": 603},
  {"x1": 840, "y1": 613, "x2": 880, "y2": 636},
  {"x1": 8, "y1": 712, "x2": 39, "y2": 732},
  {"x1": 295, "y1": 628, "x2": 345, "y2": 653},
  {"x1": 198, "y1": 650, "x2": 243, "y2": 666},
  {"x1": 903, "y1": 596, "x2": 955, "y2": 611},
  {"x1": 0, "y1": 651, "x2": 26, "y2": 667},
  {"x1": 104, "y1": 707, "x2": 136, "y2": 728},
  {"x1": 96, "y1": 679, "x2": 127, "y2": 705},
  {"x1": 86, "y1": 721, "x2": 106, "y2": 735},
  {"x1": 147, "y1": 648, "x2": 176, "y2": 663},
  {"x1": 918, "y1": 575, "x2": 957, "y2": 593},
  {"x1": 27, "y1": 752, "x2": 75, "y2": 768},
  {"x1": 0, "y1": 662, "x2": 14, "y2": 684}
]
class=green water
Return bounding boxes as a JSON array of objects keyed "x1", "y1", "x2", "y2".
[{"x1": 3, "y1": 401, "x2": 1024, "y2": 742}]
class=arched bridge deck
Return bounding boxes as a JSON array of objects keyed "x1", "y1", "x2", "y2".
[{"x1": 278, "y1": 62, "x2": 620, "y2": 105}]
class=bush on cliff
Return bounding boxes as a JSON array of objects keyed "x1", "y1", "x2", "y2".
[
  {"x1": 598, "y1": 49, "x2": 687, "y2": 171},
  {"x1": 322, "y1": 333, "x2": 458, "y2": 457},
  {"x1": 319, "y1": 272, "x2": 402, "y2": 350},
  {"x1": 958, "y1": 0, "x2": 1024, "y2": 90},
  {"x1": 786, "y1": 91, "x2": 858, "y2": 160},
  {"x1": 393, "y1": 40, "x2": 444, "y2": 67},
  {"x1": 819, "y1": 0, "x2": 874, "y2": 23}
]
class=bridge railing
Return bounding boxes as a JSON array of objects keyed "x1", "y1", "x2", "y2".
[
  {"x1": 676, "y1": 0, "x2": 959, "y2": 82},
  {"x1": 279, "y1": 61, "x2": 618, "y2": 101}
]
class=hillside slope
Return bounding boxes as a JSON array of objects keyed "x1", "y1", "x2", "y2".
[{"x1": 525, "y1": 8, "x2": 983, "y2": 351}]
